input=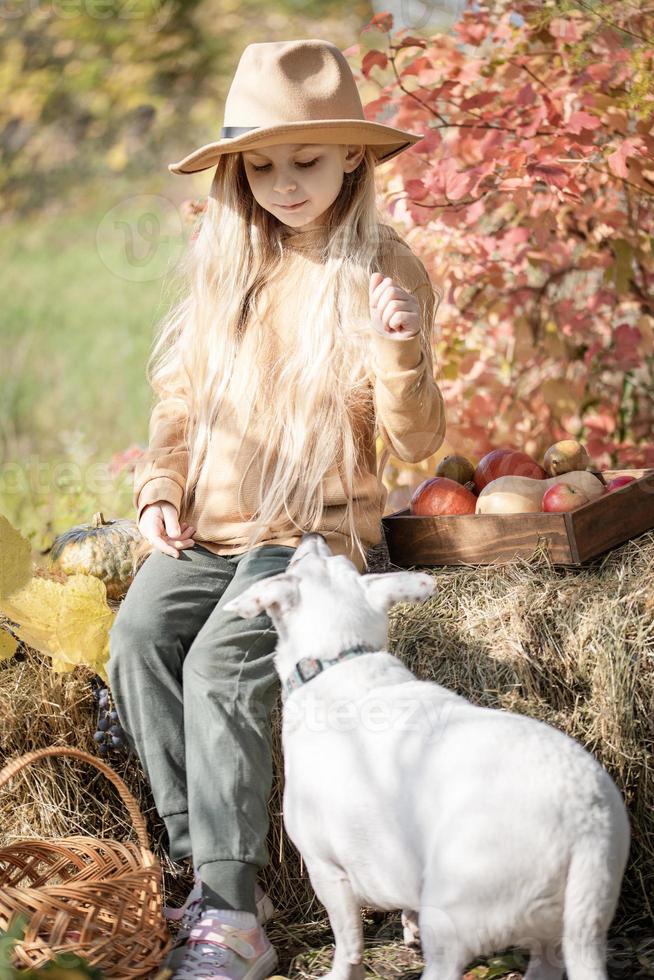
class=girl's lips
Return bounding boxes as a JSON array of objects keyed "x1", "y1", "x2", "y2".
[{"x1": 279, "y1": 201, "x2": 307, "y2": 210}]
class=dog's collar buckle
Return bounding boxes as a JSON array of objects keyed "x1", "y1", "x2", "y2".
[
  {"x1": 282, "y1": 643, "x2": 379, "y2": 702},
  {"x1": 297, "y1": 658, "x2": 324, "y2": 682}
]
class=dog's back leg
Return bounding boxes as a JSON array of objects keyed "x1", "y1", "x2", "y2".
[
  {"x1": 305, "y1": 861, "x2": 365, "y2": 980},
  {"x1": 418, "y1": 901, "x2": 469, "y2": 980},
  {"x1": 560, "y1": 830, "x2": 628, "y2": 980}
]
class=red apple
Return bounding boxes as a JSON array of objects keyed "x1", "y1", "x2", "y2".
[
  {"x1": 474, "y1": 449, "x2": 547, "y2": 493},
  {"x1": 542, "y1": 483, "x2": 591, "y2": 512},
  {"x1": 410, "y1": 476, "x2": 478, "y2": 516},
  {"x1": 604, "y1": 475, "x2": 637, "y2": 492}
]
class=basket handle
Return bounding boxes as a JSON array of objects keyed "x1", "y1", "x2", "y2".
[{"x1": 0, "y1": 746, "x2": 151, "y2": 852}]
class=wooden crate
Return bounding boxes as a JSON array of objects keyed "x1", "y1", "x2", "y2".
[{"x1": 381, "y1": 468, "x2": 654, "y2": 567}]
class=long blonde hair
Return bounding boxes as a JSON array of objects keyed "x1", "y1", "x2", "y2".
[{"x1": 146, "y1": 146, "x2": 434, "y2": 570}]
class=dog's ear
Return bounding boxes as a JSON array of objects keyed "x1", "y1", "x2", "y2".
[
  {"x1": 361, "y1": 571, "x2": 435, "y2": 614},
  {"x1": 222, "y1": 573, "x2": 300, "y2": 620}
]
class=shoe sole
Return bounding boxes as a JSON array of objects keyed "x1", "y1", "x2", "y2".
[
  {"x1": 243, "y1": 944, "x2": 279, "y2": 980},
  {"x1": 162, "y1": 942, "x2": 190, "y2": 973}
]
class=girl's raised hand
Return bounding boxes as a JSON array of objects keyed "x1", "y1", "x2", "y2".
[
  {"x1": 138, "y1": 501, "x2": 196, "y2": 558},
  {"x1": 369, "y1": 272, "x2": 420, "y2": 339}
]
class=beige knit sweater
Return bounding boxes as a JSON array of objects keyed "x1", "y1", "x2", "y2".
[{"x1": 133, "y1": 222, "x2": 446, "y2": 573}]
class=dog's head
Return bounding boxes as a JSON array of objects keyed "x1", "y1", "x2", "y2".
[{"x1": 222, "y1": 533, "x2": 435, "y2": 653}]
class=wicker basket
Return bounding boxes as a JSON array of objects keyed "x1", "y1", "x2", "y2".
[{"x1": 0, "y1": 746, "x2": 173, "y2": 978}]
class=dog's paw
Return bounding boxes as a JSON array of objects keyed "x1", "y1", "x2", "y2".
[
  {"x1": 401, "y1": 908, "x2": 421, "y2": 948},
  {"x1": 318, "y1": 966, "x2": 365, "y2": 980}
]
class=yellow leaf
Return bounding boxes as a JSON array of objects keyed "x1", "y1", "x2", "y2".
[
  {"x1": 0, "y1": 576, "x2": 66, "y2": 659},
  {"x1": 53, "y1": 574, "x2": 115, "y2": 677},
  {"x1": 0, "y1": 574, "x2": 115, "y2": 678},
  {"x1": 0, "y1": 627, "x2": 18, "y2": 662},
  {"x1": 0, "y1": 514, "x2": 33, "y2": 600}
]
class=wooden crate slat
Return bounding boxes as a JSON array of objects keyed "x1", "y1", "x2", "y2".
[{"x1": 383, "y1": 512, "x2": 572, "y2": 566}]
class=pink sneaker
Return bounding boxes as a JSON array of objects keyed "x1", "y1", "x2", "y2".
[
  {"x1": 171, "y1": 909, "x2": 279, "y2": 980},
  {"x1": 163, "y1": 872, "x2": 275, "y2": 974}
]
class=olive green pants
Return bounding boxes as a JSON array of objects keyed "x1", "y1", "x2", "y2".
[{"x1": 106, "y1": 541, "x2": 296, "y2": 914}]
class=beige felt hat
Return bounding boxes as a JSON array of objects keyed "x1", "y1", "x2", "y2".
[{"x1": 168, "y1": 38, "x2": 424, "y2": 175}]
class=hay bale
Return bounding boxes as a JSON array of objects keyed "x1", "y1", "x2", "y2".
[
  {"x1": 1, "y1": 531, "x2": 653, "y2": 966},
  {"x1": 376, "y1": 532, "x2": 654, "y2": 937}
]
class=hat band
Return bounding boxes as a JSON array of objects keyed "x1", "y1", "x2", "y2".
[{"x1": 220, "y1": 125, "x2": 259, "y2": 138}]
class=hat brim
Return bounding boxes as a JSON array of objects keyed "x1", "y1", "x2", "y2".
[{"x1": 167, "y1": 120, "x2": 424, "y2": 175}]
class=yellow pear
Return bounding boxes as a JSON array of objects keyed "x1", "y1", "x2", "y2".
[{"x1": 543, "y1": 440, "x2": 590, "y2": 477}]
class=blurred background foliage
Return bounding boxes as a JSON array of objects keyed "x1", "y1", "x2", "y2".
[
  {"x1": 0, "y1": 0, "x2": 370, "y2": 214},
  {"x1": 1, "y1": 0, "x2": 360, "y2": 533},
  {"x1": 0, "y1": 0, "x2": 462, "y2": 549}
]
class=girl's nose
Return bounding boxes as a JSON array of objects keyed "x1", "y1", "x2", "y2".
[{"x1": 274, "y1": 174, "x2": 297, "y2": 193}]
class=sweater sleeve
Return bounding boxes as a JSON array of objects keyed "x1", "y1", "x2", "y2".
[
  {"x1": 132, "y1": 367, "x2": 191, "y2": 523},
  {"x1": 369, "y1": 235, "x2": 447, "y2": 464}
]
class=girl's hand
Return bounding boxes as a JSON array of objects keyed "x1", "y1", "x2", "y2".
[
  {"x1": 138, "y1": 501, "x2": 196, "y2": 558},
  {"x1": 369, "y1": 272, "x2": 420, "y2": 339}
]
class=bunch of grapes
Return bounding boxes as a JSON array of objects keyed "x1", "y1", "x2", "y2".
[{"x1": 89, "y1": 676, "x2": 128, "y2": 757}]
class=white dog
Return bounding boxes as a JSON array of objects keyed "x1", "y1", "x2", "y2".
[{"x1": 222, "y1": 533, "x2": 630, "y2": 980}]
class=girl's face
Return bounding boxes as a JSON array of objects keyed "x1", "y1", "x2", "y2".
[{"x1": 241, "y1": 143, "x2": 365, "y2": 230}]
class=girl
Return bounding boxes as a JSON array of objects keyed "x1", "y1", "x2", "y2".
[{"x1": 107, "y1": 37, "x2": 446, "y2": 980}]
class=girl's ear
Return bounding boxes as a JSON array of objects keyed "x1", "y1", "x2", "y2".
[
  {"x1": 344, "y1": 144, "x2": 365, "y2": 171},
  {"x1": 222, "y1": 573, "x2": 300, "y2": 620}
]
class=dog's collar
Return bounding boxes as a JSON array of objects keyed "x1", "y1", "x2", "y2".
[{"x1": 281, "y1": 643, "x2": 379, "y2": 703}]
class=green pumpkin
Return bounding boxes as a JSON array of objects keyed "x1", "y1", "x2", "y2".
[{"x1": 49, "y1": 512, "x2": 143, "y2": 601}]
